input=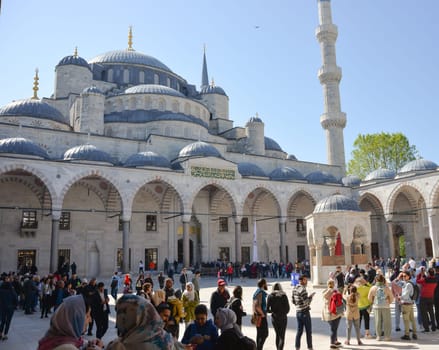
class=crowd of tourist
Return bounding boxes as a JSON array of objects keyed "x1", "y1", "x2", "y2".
[{"x1": 1, "y1": 256, "x2": 439, "y2": 349}]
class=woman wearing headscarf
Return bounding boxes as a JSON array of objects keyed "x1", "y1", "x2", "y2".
[
  {"x1": 322, "y1": 279, "x2": 344, "y2": 349},
  {"x1": 106, "y1": 294, "x2": 174, "y2": 350},
  {"x1": 182, "y1": 282, "x2": 199, "y2": 325},
  {"x1": 37, "y1": 295, "x2": 103, "y2": 350},
  {"x1": 213, "y1": 308, "x2": 242, "y2": 348},
  {"x1": 266, "y1": 282, "x2": 290, "y2": 350}
]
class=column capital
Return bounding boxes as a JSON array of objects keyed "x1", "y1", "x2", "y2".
[{"x1": 182, "y1": 214, "x2": 192, "y2": 223}]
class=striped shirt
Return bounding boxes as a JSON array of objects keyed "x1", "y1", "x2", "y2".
[{"x1": 292, "y1": 284, "x2": 312, "y2": 312}]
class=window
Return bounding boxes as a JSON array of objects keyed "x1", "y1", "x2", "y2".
[
  {"x1": 146, "y1": 215, "x2": 157, "y2": 231},
  {"x1": 154, "y1": 73, "x2": 159, "y2": 84},
  {"x1": 241, "y1": 246, "x2": 250, "y2": 264},
  {"x1": 117, "y1": 248, "x2": 132, "y2": 271},
  {"x1": 218, "y1": 247, "x2": 230, "y2": 261},
  {"x1": 296, "y1": 219, "x2": 306, "y2": 233},
  {"x1": 145, "y1": 248, "x2": 158, "y2": 270},
  {"x1": 241, "y1": 217, "x2": 249, "y2": 232},
  {"x1": 21, "y1": 210, "x2": 37, "y2": 228},
  {"x1": 219, "y1": 217, "x2": 228, "y2": 232},
  {"x1": 59, "y1": 212, "x2": 71, "y2": 230},
  {"x1": 17, "y1": 249, "x2": 36, "y2": 273}
]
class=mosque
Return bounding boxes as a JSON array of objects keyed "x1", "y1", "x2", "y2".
[{"x1": 0, "y1": 0, "x2": 438, "y2": 281}]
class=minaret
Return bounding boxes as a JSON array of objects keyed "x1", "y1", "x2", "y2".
[
  {"x1": 316, "y1": 0, "x2": 346, "y2": 174},
  {"x1": 201, "y1": 44, "x2": 209, "y2": 89}
]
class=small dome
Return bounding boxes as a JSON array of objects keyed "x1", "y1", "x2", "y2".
[
  {"x1": 0, "y1": 137, "x2": 49, "y2": 159},
  {"x1": 124, "y1": 151, "x2": 171, "y2": 168},
  {"x1": 247, "y1": 116, "x2": 263, "y2": 123},
  {"x1": 57, "y1": 55, "x2": 90, "y2": 70},
  {"x1": 238, "y1": 162, "x2": 266, "y2": 177},
  {"x1": 178, "y1": 141, "x2": 221, "y2": 159},
  {"x1": 342, "y1": 175, "x2": 361, "y2": 187},
  {"x1": 0, "y1": 99, "x2": 66, "y2": 124},
  {"x1": 265, "y1": 137, "x2": 283, "y2": 152},
  {"x1": 399, "y1": 159, "x2": 437, "y2": 174},
  {"x1": 286, "y1": 154, "x2": 297, "y2": 161},
  {"x1": 314, "y1": 194, "x2": 361, "y2": 213},
  {"x1": 364, "y1": 168, "x2": 395, "y2": 181},
  {"x1": 82, "y1": 86, "x2": 103, "y2": 94},
  {"x1": 89, "y1": 50, "x2": 172, "y2": 72},
  {"x1": 306, "y1": 170, "x2": 339, "y2": 184},
  {"x1": 269, "y1": 166, "x2": 305, "y2": 181},
  {"x1": 125, "y1": 84, "x2": 185, "y2": 97},
  {"x1": 200, "y1": 85, "x2": 227, "y2": 96},
  {"x1": 63, "y1": 144, "x2": 114, "y2": 164}
]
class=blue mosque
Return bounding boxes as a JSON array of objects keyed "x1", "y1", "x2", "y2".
[{"x1": 0, "y1": 0, "x2": 437, "y2": 283}]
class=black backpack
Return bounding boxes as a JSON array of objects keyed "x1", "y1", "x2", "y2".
[
  {"x1": 408, "y1": 281, "x2": 419, "y2": 301},
  {"x1": 239, "y1": 335, "x2": 257, "y2": 350}
]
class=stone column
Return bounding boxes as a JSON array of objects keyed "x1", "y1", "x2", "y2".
[
  {"x1": 182, "y1": 215, "x2": 191, "y2": 267},
  {"x1": 50, "y1": 210, "x2": 61, "y2": 273},
  {"x1": 428, "y1": 211, "x2": 438, "y2": 258},
  {"x1": 234, "y1": 218, "x2": 242, "y2": 263},
  {"x1": 364, "y1": 241, "x2": 372, "y2": 261},
  {"x1": 315, "y1": 245, "x2": 323, "y2": 285},
  {"x1": 122, "y1": 219, "x2": 130, "y2": 274},
  {"x1": 344, "y1": 244, "x2": 352, "y2": 266},
  {"x1": 386, "y1": 219, "x2": 396, "y2": 258},
  {"x1": 279, "y1": 218, "x2": 286, "y2": 263}
]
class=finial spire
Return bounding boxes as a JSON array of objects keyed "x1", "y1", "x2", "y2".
[
  {"x1": 127, "y1": 26, "x2": 134, "y2": 51},
  {"x1": 74, "y1": 46, "x2": 78, "y2": 58},
  {"x1": 211, "y1": 77, "x2": 215, "y2": 87},
  {"x1": 201, "y1": 44, "x2": 209, "y2": 88},
  {"x1": 32, "y1": 68, "x2": 39, "y2": 100}
]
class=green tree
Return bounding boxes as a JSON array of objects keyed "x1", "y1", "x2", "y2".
[{"x1": 347, "y1": 132, "x2": 419, "y2": 179}]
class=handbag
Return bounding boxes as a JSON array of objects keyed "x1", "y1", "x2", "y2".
[{"x1": 251, "y1": 313, "x2": 262, "y2": 327}]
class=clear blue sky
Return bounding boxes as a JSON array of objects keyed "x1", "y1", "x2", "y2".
[{"x1": 1, "y1": 0, "x2": 438, "y2": 166}]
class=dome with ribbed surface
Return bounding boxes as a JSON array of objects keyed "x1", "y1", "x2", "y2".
[
  {"x1": 238, "y1": 162, "x2": 266, "y2": 177},
  {"x1": 200, "y1": 85, "x2": 227, "y2": 96},
  {"x1": 0, "y1": 137, "x2": 49, "y2": 159},
  {"x1": 265, "y1": 137, "x2": 283, "y2": 152},
  {"x1": 125, "y1": 84, "x2": 184, "y2": 97},
  {"x1": 124, "y1": 151, "x2": 171, "y2": 168},
  {"x1": 89, "y1": 50, "x2": 171, "y2": 72},
  {"x1": 314, "y1": 194, "x2": 361, "y2": 213},
  {"x1": 286, "y1": 154, "x2": 298, "y2": 161},
  {"x1": 364, "y1": 168, "x2": 395, "y2": 181},
  {"x1": 82, "y1": 86, "x2": 103, "y2": 94},
  {"x1": 306, "y1": 170, "x2": 339, "y2": 184},
  {"x1": 63, "y1": 144, "x2": 114, "y2": 164},
  {"x1": 178, "y1": 141, "x2": 221, "y2": 159},
  {"x1": 342, "y1": 175, "x2": 361, "y2": 187},
  {"x1": 398, "y1": 159, "x2": 437, "y2": 174},
  {"x1": 57, "y1": 55, "x2": 90, "y2": 70},
  {"x1": 0, "y1": 99, "x2": 66, "y2": 124},
  {"x1": 269, "y1": 166, "x2": 305, "y2": 181}
]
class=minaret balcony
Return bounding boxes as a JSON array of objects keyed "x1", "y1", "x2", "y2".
[
  {"x1": 315, "y1": 24, "x2": 338, "y2": 42},
  {"x1": 318, "y1": 66, "x2": 341, "y2": 84}
]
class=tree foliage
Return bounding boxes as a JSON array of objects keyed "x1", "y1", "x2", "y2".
[{"x1": 347, "y1": 132, "x2": 419, "y2": 179}]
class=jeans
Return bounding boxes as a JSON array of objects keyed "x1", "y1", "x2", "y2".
[
  {"x1": 394, "y1": 302, "x2": 401, "y2": 329},
  {"x1": 295, "y1": 309, "x2": 313, "y2": 349},
  {"x1": 0, "y1": 308, "x2": 14, "y2": 336},
  {"x1": 256, "y1": 316, "x2": 268, "y2": 350},
  {"x1": 329, "y1": 316, "x2": 341, "y2": 344},
  {"x1": 272, "y1": 314, "x2": 287, "y2": 350}
]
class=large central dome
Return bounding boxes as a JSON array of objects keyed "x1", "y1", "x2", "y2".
[{"x1": 89, "y1": 50, "x2": 172, "y2": 72}]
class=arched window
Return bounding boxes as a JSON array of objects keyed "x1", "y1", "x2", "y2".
[
  {"x1": 108, "y1": 69, "x2": 113, "y2": 82},
  {"x1": 123, "y1": 69, "x2": 129, "y2": 83},
  {"x1": 139, "y1": 71, "x2": 145, "y2": 83},
  {"x1": 154, "y1": 73, "x2": 159, "y2": 84}
]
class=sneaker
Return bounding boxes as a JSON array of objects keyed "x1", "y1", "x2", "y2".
[
  {"x1": 376, "y1": 336, "x2": 381, "y2": 341},
  {"x1": 334, "y1": 341, "x2": 342, "y2": 346},
  {"x1": 422, "y1": 329, "x2": 430, "y2": 333},
  {"x1": 357, "y1": 341, "x2": 363, "y2": 345},
  {"x1": 384, "y1": 337, "x2": 392, "y2": 341},
  {"x1": 401, "y1": 335, "x2": 411, "y2": 340},
  {"x1": 2, "y1": 335, "x2": 7, "y2": 340},
  {"x1": 330, "y1": 345, "x2": 338, "y2": 349},
  {"x1": 365, "y1": 334, "x2": 374, "y2": 339},
  {"x1": 412, "y1": 334, "x2": 417, "y2": 340},
  {"x1": 395, "y1": 327, "x2": 401, "y2": 331}
]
